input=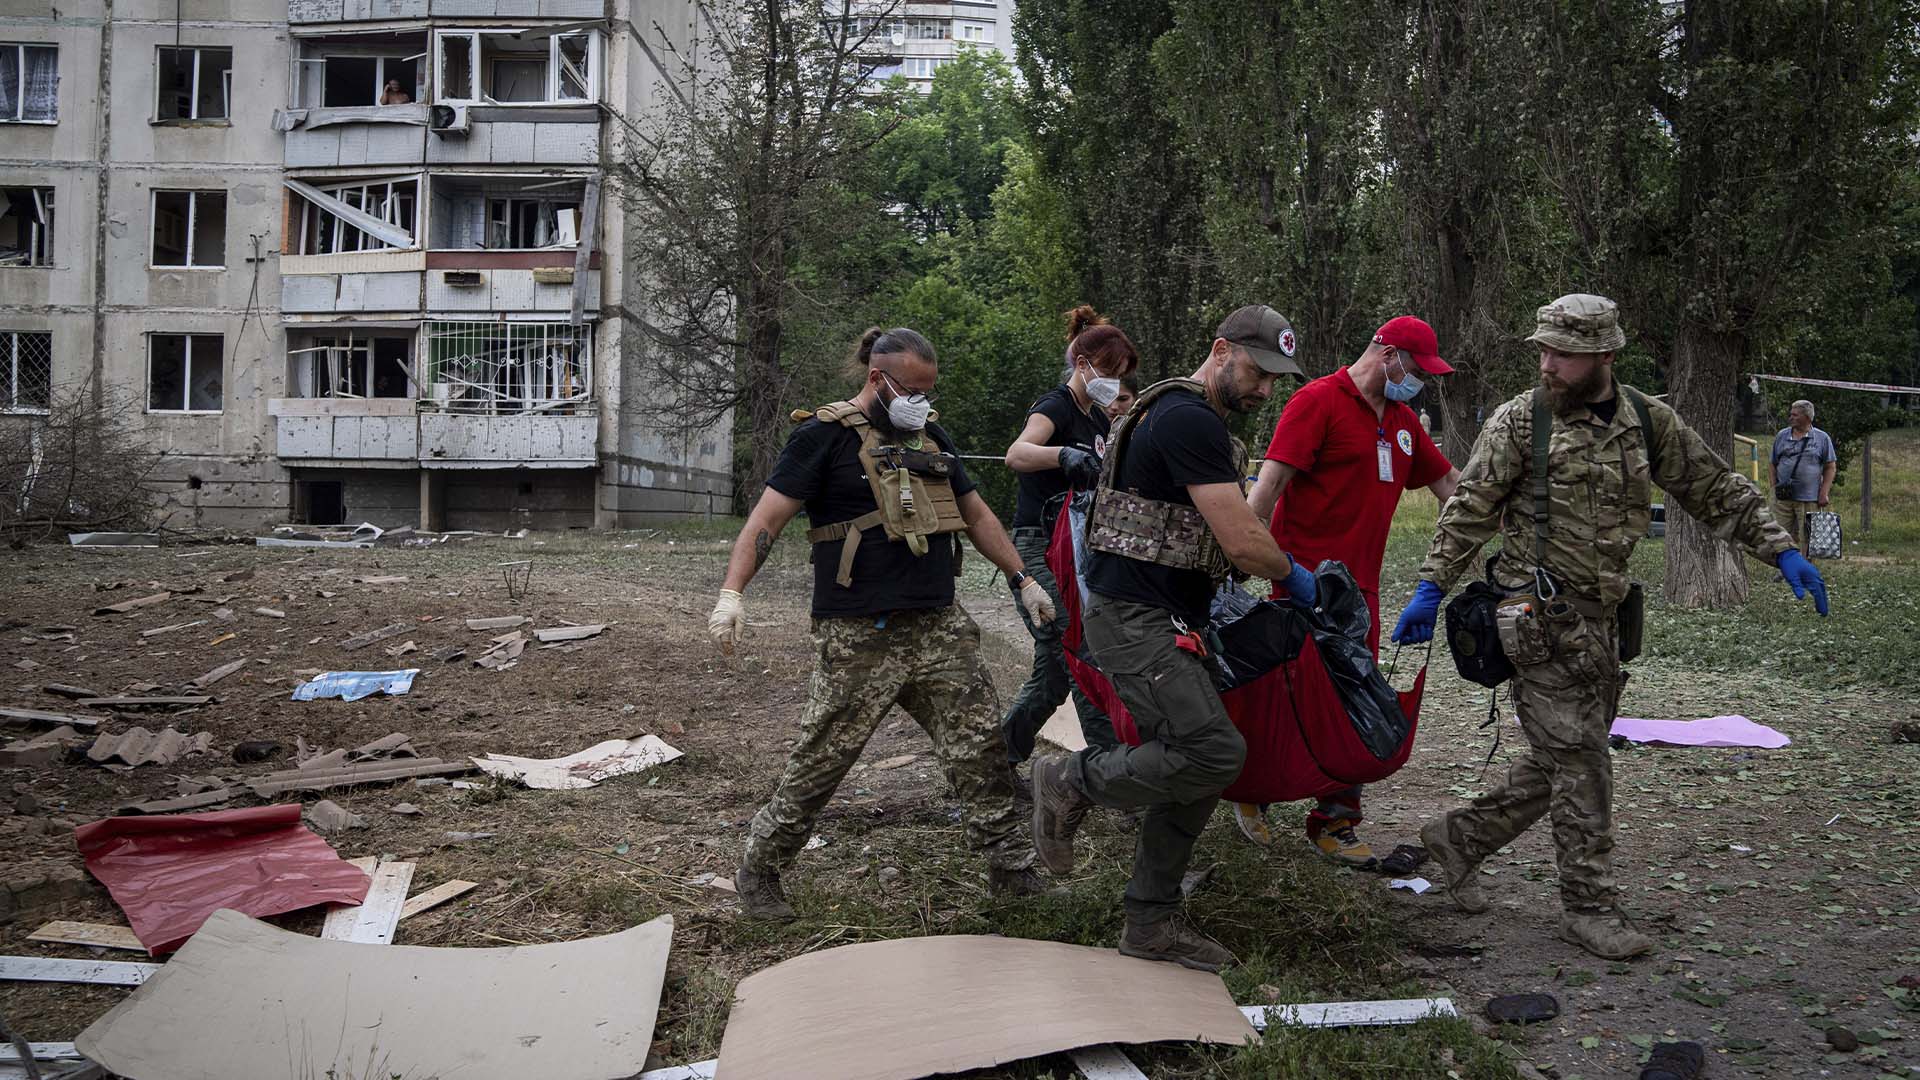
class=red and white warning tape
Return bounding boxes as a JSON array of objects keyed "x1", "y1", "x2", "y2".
[{"x1": 1750, "y1": 372, "x2": 1920, "y2": 395}]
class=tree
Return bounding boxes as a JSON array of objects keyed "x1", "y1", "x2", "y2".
[
  {"x1": 873, "y1": 49, "x2": 1026, "y2": 239},
  {"x1": 607, "y1": 0, "x2": 913, "y2": 499}
]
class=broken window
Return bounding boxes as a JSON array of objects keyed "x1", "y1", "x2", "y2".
[
  {"x1": 433, "y1": 30, "x2": 600, "y2": 105},
  {"x1": 0, "y1": 43, "x2": 58, "y2": 123},
  {"x1": 290, "y1": 178, "x2": 418, "y2": 254},
  {"x1": 0, "y1": 186, "x2": 53, "y2": 267},
  {"x1": 288, "y1": 333, "x2": 413, "y2": 398},
  {"x1": 424, "y1": 320, "x2": 590, "y2": 415},
  {"x1": 1, "y1": 330, "x2": 51, "y2": 413},
  {"x1": 151, "y1": 190, "x2": 226, "y2": 268},
  {"x1": 156, "y1": 46, "x2": 231, "y2": 121},
  {"x1": 147, "y1": 333, "x2": 223, "y2": 413},
  {"x1": 315, "y1": 53, "x2": 421, "y2": 107},
  {"x1": 428, "y1": 177, "x2": 584, "y2": 249},
  {"x1": 486, "y1": 196, "x2": 580, "y2": 248}
]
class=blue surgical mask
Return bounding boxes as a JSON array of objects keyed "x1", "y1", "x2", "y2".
[{"x1": 1385, "y1": 371, "x2": 1423, "y2": 403}]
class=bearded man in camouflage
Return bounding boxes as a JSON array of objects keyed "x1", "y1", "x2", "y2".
[{"x1": 1388, "y1": 293, "x2": 1830, "y2": 960}]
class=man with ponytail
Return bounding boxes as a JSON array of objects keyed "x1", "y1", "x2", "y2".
[
  {"x1": 999, "y1": 306, "x2": 1141, "y2": 777},
  {"x1": 708, "y1": 327, "x2": 1060, "y2": 920},
  {"x1": 1031, "y1": 304, "x2": 1314, "y2": 971}
]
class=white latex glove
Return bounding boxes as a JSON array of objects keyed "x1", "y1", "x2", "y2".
[
  {"x1": 1019, "y1": 578, "x2": 1056, "y2": 625},
  {"x1": 709, "y1": 589, "x2": 745, "y2": 654}
]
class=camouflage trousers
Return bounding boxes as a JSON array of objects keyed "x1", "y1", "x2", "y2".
[
  {"x1": 743, "y1": 604, "x2": 1034, "y2": 874},
  {"x1": 1435, "y1": 610, "x2": 1624, "y2": 912}
]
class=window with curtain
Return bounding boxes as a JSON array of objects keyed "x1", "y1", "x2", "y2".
[{"x1": 1, "y1": 43, "x2": 60, "y2": 123}]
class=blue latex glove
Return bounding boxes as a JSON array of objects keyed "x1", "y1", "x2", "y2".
[
  {"x1": 1392, "y1": 580, "x2": 1447, "y2": 644},
  {"x1": 1776, "y1": 550, "x2": 1830, "y2": 616},
  {"x1": 1280, "y1": 554, "x2": 1317, "y2": 607}
]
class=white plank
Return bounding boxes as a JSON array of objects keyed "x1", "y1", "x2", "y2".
[
  {"x1": 0, "y1": 955, "x2": 158, "y2": 986},
  {"x1": 0, "y1": 1043, "x2": 81, "y2": 1062},
  {"x1": 635, "y1": 1061, "x2": 716, "y2": 1080},
  {"x1": 27, "y1": 921, "x2": 145, "y2": 952},
  {"x1": 1070, "y1": 1044, "x2": 1150, "y2": 1080},
  {"x1": 321, "y1": 858, "x2": 415, "y2": 944},
  {"x1": 398, "y1": 879, "x2": 477, "y2": 921},
  {"x1": 1240, "y1": 998, "x2": 1456, "y2": 1030}
]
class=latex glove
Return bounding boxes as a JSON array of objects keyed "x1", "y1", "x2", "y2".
[
  {"x1": 1058, "y1": 446, "x2": 1102, "y2": 488},
  {"x1": 1776, "y1": 550, "x2": 1830, "y2": 616},
  {"x1": 1391, "y1": 580, "x2": 1447, "y2": 644},
  {"x1": 1019, "y1": 577, "x2": 1057, "y2": 625},
  {"x1": 1280, "y1": 554, "x2": 1317, "y2": 607},
  {"x1": 708, "y1": 588, "x2": 746, "y2": 654}
]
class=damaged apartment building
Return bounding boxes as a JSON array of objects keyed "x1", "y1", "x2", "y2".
[{"x1": 0, "y1": 0, "x2": 732, "y2": 531}]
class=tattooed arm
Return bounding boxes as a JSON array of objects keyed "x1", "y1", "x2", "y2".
[{"x1": 721, "y1": 489, "x2": 804, "y2": 594}]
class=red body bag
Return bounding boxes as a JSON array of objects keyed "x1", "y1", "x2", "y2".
[{"x1": 1047, "y1": 497, "x2": 1423, "y2": 805}]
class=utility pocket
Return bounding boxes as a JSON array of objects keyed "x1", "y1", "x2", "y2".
[
  {"x1": 1494, "y1": 594, "x2": 1553, "y2": 668},
  {"x1": 1618, "y1": 581, "x2": 1645, "y2": 663}
]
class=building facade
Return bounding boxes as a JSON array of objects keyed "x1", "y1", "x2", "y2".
[
  {"x1": 0, "y1": 0, "x2": 732, "y2": 532},
  {"x1": 847, "y1": 1, "x2": 1015, "y2": 87}
]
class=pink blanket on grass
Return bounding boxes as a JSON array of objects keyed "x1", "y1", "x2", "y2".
[{"x1": 1609, "y1": 714, "x2": 1790, "y2": 749}]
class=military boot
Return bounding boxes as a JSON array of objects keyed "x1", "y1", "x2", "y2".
[
  {"x1": 988, "y1": 864, "x2": 1066, "y2": 898},
  {"x1": 1559, "y1": 910, "x2": 1655, "y2": 960},
  {"x1": 1118, "y1": 917, "x2": 1235, "y2": 973},
  {"x1": 1419, "y1": 818, "x2": 1489, "y2": 914},
  {"x1": 1031, "y1": 754, "x2": 1093, "y2": 875},
  {"x1": 734, "y1": 863, "x2": 796, "y2": 922}
]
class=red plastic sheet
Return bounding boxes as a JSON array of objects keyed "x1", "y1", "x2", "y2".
[{"x1": 73, "y1": 804, "x2": 372, "y2": 954}]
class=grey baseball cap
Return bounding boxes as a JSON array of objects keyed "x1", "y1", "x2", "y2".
[{"x1": 1216, "y1": 305, "x2": 1304, "y2": 375}]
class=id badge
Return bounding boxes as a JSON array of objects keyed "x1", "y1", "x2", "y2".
[{"x1": 1376, "y1": 439, "x2": 1394, "y2": 482}]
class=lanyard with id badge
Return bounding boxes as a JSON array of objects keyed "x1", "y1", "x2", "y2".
[{"x1": 1376, "y1": 426, "x2": 1396, "y2": 483}]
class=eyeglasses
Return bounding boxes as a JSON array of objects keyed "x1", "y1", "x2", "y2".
[{"x1": 878, "y1": 368, "x2": 937, "y2": 404}]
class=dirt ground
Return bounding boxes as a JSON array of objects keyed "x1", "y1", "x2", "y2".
[{"x1": 0, "y1": 530, "x2": 1915, "y2": 1079}]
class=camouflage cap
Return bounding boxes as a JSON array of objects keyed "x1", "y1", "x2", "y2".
[{"x1": 1526, "y1": 293, "x2": 1627, "y2": 354}]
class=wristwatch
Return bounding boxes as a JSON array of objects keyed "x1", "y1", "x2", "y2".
[{"x1": 1009, "y1": 571, "x2": 1029, "y2": 589}]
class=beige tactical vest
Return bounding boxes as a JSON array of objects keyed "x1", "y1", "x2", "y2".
[
  {"x1": 796, "y1": 401, "x2": 967, "y2": 588},
  {"x1": 1085, "y1": 378, "x2": 1243, "y2": 582}
]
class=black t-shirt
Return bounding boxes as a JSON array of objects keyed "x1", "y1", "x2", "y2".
[
  {"x1": 1587, "y1": 393, "x2": 1618, "y2": 425},
  {"x1": 1012, "y1": 385, "x2": 1112, "y2": 528},
  {"x1": 767, "y1": 415, "x2": 976, "y2": 619},
  {"x1": 1084, "y1": 388, "x2": 1241, "y2": 625}
]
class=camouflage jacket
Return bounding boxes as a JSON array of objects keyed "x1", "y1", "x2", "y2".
[{"x1": 1419, "y1": 387, "x2": 1794, "y2": 604}]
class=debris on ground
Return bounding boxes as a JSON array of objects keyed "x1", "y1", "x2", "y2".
[
  {"x1": 295, "y1": 732, "x2": 416, "y2": 769},
  {"x1": 73, "y1": 695, "x2": 213, "y2": 710},
  {"x1": 321, "y1": 856, "x2": 414, "y2": 944},
  {"x1": 474, "y1": 632, "x2": 527, "y2": 671},
  {"x1": 0, "y1": 955, "x2": 159, "y2": 986},
  {"x1": 1608, "y1": 714, "x2": 1789, "y2": 749},
  {"x1": 465, "y1": 616, "x2": 529, "y2": 631},
  {"x1": 72, "y1": 803, "x2": 373, "y2": 953},
  {"x1": 115, "y1": 787, "x2": 237, "y2": 814},
  {"x1": 384, "y1": 639, "x2": 418, "y2": 658},
  {"x1": 532, "y1": 623, "x2": 607, "y2": 644},
  {"x1": 0, "y1": 725, "x2": 87, "y2": 766},
  {"x1": 398, "y1": 879, "x2": 477, "y2": 920},
  {"x1": 338, "y1": 622, "x2": 410, "y2": 651},
  {"x1": 472, "y1": 735, "x2": 682, "y2": 790},
  {"x1": 0, "y1": 707, "x2": 101, "y2": 731},
  {"x1": 42, "y1": 683, "x2": 101, "y2": 699},
  {"x1": 26, "y1": 920, "x2": 146, "y2": 952},
  {"x1": 291, "y1": 669, "x2": 420, "y2": 702},
  {"x1": 1484, "y1": 993, "x2": 1559, "y2": 1025},
  {"x1": 305, "y1": 800, "x2": 366, "y2": 833},
  {"x1": 86, "y1": 726, "x2": 213, "y2": 769},
  {"x1": 252, "y1": 607, "x2": 285, "y2": 618},
  {"x1": 390, "y1": 802, "x2": 422, "y2": 815},
  {"x1": 139, "y1": 619, "x2": 207, "y2": 638},
  {"x1": 872, "y1": 753, "x2": 917, "y2": 770},
  {"x1": 73, "y1": 909, "x2": 673, "y2": 1080},
  {"x1": 230, "y1": 739, "x2": 282, "y2": 764},
  {"x1": 91, "y1": 592, "x2": 171, "y2": 616},
  {"x1": 67, "y1": 532, "x2": 161, "y2": 548},
  {"x1": 186, "y1": 658, "x2": 249, "y2": 689},
  {"x1": 247, "y1": 758, "x2": 474, "y2": 797},
  {"x1": 714, "y1": 934, "x2": 1253, "y2": 1079},
  {"x1": 1241, "y1": 997, "x2": 1458, "y2": 1029},
  {"x1": 1387, "y1": 877, "x2": 1432, "y2": 894}
]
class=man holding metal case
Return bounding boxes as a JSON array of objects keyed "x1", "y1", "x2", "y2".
[
  {"x1": 708, "y1": 327, "x2": 1059, "y2": 921},
  {"x1": 1030, "y1": 304, "x2": 1314, "y2": 972},
  {"x1": 1389, "y1": 294, "x2": 1829, "y2": 960},
  {"x1": 1235, "y1": 315, "x2": 1461, "y2": 864}
]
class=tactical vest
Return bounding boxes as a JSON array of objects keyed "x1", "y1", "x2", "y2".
[
  {"x1": 796, "y1": 401, "x2": 967, "y2": 588},
  {"x1": 1084, "y1": 378, "x2": 1244, "y2": 582}
]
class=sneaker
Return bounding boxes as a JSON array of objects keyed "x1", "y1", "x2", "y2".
[
  {"x1": 734, "y1": 863, "x2": 796, "y2": 922},
  {"x1": 988, "y1": 864, "x2": 1065, "y2": 898},
  {"x1": 1639, "y1": 1041, "x2": 1705, "y2": 1080},
  {"x1": 1418, "y1": 818, "x2": 1489, "y2": 914},
  {"x1": 1232, "y1": 802, "x2": 1273, "y2": 846},
  {"x1": 1559, "y1": 910, "x2": 1655, "y2": 960},
  {"x1": 1118, "y1": 917, "x2": 1236, "y2": 972},
  {"x1": 1307, "y1": 817, "x2": 1378, "y2": 869},
  {"x1": 1031, "y1": 754, "x2": 1093, "y2": 875}
]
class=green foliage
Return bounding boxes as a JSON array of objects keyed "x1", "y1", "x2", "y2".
[{"x1": 874, "y1": 49, "x2": 1027, "y2": 238}]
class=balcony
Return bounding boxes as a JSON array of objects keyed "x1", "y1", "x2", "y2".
[
  {"x1": 288, "y1": 0, "x2": 604, "y2": 25},
  {"x1": 273, "y1": 401, "x2": 596, "y2": 469}
]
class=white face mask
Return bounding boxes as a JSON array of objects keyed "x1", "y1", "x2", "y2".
[
  {"x1": 1085, "y1": 376, "x2": 1122, "y2": 408},
  {"x1": 878, "y1": 371, "x2": 931, "y2": 432}
]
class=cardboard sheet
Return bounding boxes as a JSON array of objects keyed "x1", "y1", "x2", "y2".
[
  {"x1": 77, "y1": 909, "x2": 673, "y2": 1080},
  {"x1": 73, "y1": 804, "x2": 372, "y2": 953},
  {"x1": 713, "y1": 934, "x2": 1254, "y2": 1080},
  {"x1": 474, "y1": 735, "x2": 683, "y2": 790}
]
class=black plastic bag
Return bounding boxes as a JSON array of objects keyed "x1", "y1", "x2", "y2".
[
  {"x1": 1304, "y1": 560, "x2": 1410, "y2": 760},
  {"x1": 1207, "y1": 583, "x2": 1308, "y2": 691}
]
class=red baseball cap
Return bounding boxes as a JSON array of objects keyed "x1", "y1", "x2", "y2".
[{"x1": 1373, "y1": 316, "x2": 1453, "y2": 375}]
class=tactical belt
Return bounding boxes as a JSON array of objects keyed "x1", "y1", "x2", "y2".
[{"x1": 807, "y1": 511, "x2": 890, "y2": 589}]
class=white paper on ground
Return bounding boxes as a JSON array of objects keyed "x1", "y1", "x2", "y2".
[
  {"x1": 473, "y1": 735, "x2": 683, "y2": 790},
  {"x1": 76, "y1": 909, "x2": 672, "y2": 1080},
  {"x1": 1388, "y1": 877, "x2": 1432, "y2": 894}
]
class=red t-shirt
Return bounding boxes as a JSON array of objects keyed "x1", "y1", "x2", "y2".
[{"x1": 1263, "y1": 368, "x2": 1450, "y2": 606}]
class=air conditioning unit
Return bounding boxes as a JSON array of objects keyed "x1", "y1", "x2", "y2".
[
  {"x1": 428, "y1": 104, "x2": 471, "y2": 136},
  {"x1": 442, "y1": 270, "x2": 484, "y2": 287}
]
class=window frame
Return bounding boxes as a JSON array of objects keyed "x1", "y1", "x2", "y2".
[
  {"x1": 432, "y1": 29, "x2": 601, "y2": 106},
  {"x1": 293, "y1": 175, "x2": 421, "y2": 255},
  {"x1": 146, "y1": 332, "x2": 224, "y2": 414},
  {"x1": 0, "y1": 329, "x2": 51, "y2": 415},
  {"x1": 0, "y1": 43, "x2": 59, "y2": 124},
  {"x1": 154, "y1": 45, "x2": 233, "y2": 123},
  {"x1": 1, "y1": 185, "x2": 54, "y2": 268},
  {"x1": 149, "y1": 189, "x2": 227, "y2": 270}
]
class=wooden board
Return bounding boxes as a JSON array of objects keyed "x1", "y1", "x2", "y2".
[
  {"x1": 398, "y1": 879, "x2": 478, "y2": 921},
  {"x1": 321, "y1": 858, "x2": 415, "y2": 945},
  {"x1": 0, "y1": 707, "x2": 101, "y2": 731},
  {"x1": 532, "y1": 624, "x2": 607, "y2": 643},
  {"x1": 339, "y1": 622, "x2": 410, "y2": 650},
  {"x1": 0, "y1": 1042, "x2": 82, "y2": 1062},
  {"x1": 92, "y1": 592, "x2": 171, "y2": 615},
  {"x1": 187, "y1": 658, "x2": 249, "y2": 689},
  {"x1": 72, "y1": 696, "x2": 212, "y2": 709},
  {"x1": 1069, "y1": 1045, "x2": 1150, "y2": 1080},
  {"x1": 247, "y1": 757, "x2": 473, "y2": 796},
  {"x1": 464, "y1": 616, "x2": 528, "y2": 630},
  {"x1": 1240, "y1": 998, "x2": 1457, "y2": 1030},
  {"x1": 0, "y1": 955, "x2": 158, "y2": 986},
  {"x1": 27, "y1": 921, "x2": 145, "y2": 953}
]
